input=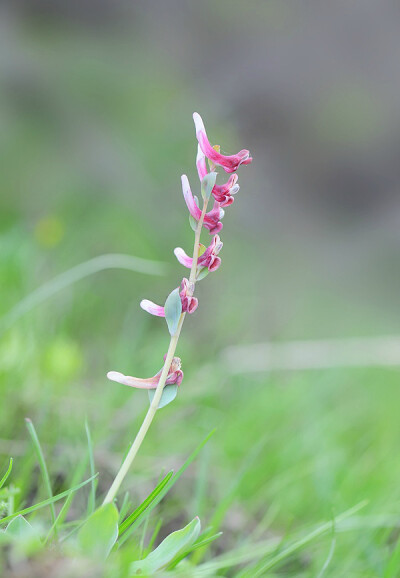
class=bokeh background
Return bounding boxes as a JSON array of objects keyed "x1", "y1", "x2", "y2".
[{"x1": 1, "y1": 1, "x2": 400, "y2": 575}]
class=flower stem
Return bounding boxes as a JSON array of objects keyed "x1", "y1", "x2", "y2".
[{"x1": 102, "y1": 200, "x2": 209, "y2": 505}]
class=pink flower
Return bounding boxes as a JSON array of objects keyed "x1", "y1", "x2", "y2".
[
  {"x1": 107, "y1": 356, "x2": 183, "y2": 389},
  {"x1": 196, "y1": 146, "x2": 239, "y2": 207},
  {"x1": 179, "y1": 278, "x2": 198, "y2": 313},
  {"x1": 181, "y1": 174, "x2": 224, "y2": 235},
  {"x1": 193, "y1": 112, "x2": 252, "y2": 173},
  {"x1": 140, "y1": 278, "x2": 198, "y2": 317},
  {"x1": 174, "y1": 235, "x2": 223, "y2": 272}
]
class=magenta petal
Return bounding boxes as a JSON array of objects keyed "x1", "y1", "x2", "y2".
[
  {"x1": 140, "y1": 299, "x2": 166, "y2": 317},
  {"x1": 174, "y1": 247, "x2": 193, "y2": 269}
]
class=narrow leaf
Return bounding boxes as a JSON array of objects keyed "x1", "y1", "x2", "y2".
[
  {"x1": 0, "y1": 458, "x2": 12, "y2": 490},
  {"x1": 148, "y1": 384, "x2": 178, "y2": 409},
  {"x1": 164, "y1": 287, "x2": 182, "y2": 336},
  {"x1": 78, "y1": 503, "x2": 119, "y2": 561},
  {"x1": 167, "y1": 532, "x2": 223, "y2": 570},
  {"x1": 252, "y1": 500, "x2": 368, "y2": 576},
  {"x1": 119, "y1": 471, "x2": 174, "y2": 536},
  {"x1": 85, "y1": 419, "x2": 97, "y2": 514},
  {"x1": 43, "y1": 456, "x2": 89, "y2": 545},
  {"x1": 201, "y1": 172, "x2": 217, "y2": 202},
  {"x1": 130, "y1": 517, "x2": 201, "y2": 574}
]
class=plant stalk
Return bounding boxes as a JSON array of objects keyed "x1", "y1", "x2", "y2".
[{"x1": 103, "y1": 199, "x2": 209, "y2": 504}]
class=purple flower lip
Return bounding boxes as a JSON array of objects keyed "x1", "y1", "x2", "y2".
[
  {"x1": 193, "y1": 112, "x2": 252, "y2": 173},
  {"x1": 107, "y1": 356, "x2": 183, "y2": 389}
]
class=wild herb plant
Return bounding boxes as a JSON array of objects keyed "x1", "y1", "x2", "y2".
[
  {"x1": 0, "y1": 113, "x2": 254, "y2": 575},
  {"x1": 103, "y1": 112, "x2": 252, "y2": 506}
]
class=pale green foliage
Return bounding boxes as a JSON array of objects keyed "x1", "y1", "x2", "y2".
[
  {"x1": 78, "y1": 503, "x2": 119, "y2": 561},
  {"x1": 164, "y1": 287, "x2": 182, "y2": 336},
  {"x1": 130, "y1": 517, "x2": 200, "y2": 575}
]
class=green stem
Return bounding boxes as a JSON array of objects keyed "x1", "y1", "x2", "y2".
[{"x1": 103, "y1": 200, "x2": 209, "y2": 505}]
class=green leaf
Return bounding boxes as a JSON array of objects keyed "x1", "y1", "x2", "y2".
[
  {"x1": 164, "y1": 287, "x2": 182, "y2": 336},
  {"x1": 5, "y1": 516, "x2": 42, "y2": 553},
  {"x1": 197, "y1": 267, "x2": 210, "y2": 281},
  {"x1": 189, "y1": 214, "x2": 198, "y2": 232},
  {"x1": 148, "y1": 384, "x2": 178, "y2": 409},
  {"x1": 201, "y1": 172, "x2": 217, "y2": 202},
  {"x1": 78, "y1": 502, "x2": 119, "y2": 561},
  {"x1": 119, "y1": 471, "x2": 174, "y2": 536},
  {"x1": 0, "y1": 474, "x2": 98, "y2": 526},
  {"x1": 0, "y1": 458, "x2": 12, "y2": 490},
  {"x1": 6, "y1": 515, "x2": 35, "y2": 538},
  {"x1": 130, "y1": 517, "x2": 201, "y2": 575}
]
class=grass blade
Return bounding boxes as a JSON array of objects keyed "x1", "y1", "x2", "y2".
[
  {"x1": 118, "y1": 429, "x2": 216, "y2": 546},
  {"x1": 167, "y1": 532, "x2": 223, "y2": 570},
  {"x1": 43, "y1": 456, "x2": 89, "y2": 545},
  {"x1": 118, "y1": 492, "x2": 131, "y2": 524},
  {"x1": 119, "y1": 471, "x2": 174, "y2": 536},
  {"x1": 0, "y1": 253, "x2": 167, "y2": 335},
  {"x1": 145, "y1": 518, "x2": 163, "y2": 556},
  {"x1": 25, "y1": 419, "x2": 56, "y2": 535},
  {"x1": 252, "y1": 500, "x2": 368, "y2": 576},
  {"x1": 85, "y1": 419, "x2": 97, "y2": 515},
  {"x1": 0, "y1": 473, "x2": 98, "y2": 526},
  {"x1": 0, "y1": 458, "x2": 12, "y2": 490}
]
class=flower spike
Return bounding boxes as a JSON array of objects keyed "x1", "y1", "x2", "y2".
[
  {"x1": 107, "y1": 356, "x2": 183, "y2": 389},
  {"x1": 193, "y1": 112, "x2": 252, "y2": 173},
  {"x1": 103, "y1": 112, "x2": 252, "y2": 503}
]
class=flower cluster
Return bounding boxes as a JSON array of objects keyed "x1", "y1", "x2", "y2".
[{"x1": 107, "y1": 113, "x2": 251, "y2": 396}]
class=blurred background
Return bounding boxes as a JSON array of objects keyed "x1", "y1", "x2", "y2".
[{"x1": 1, "y1": 1, "x2": 400, "y2": 574}]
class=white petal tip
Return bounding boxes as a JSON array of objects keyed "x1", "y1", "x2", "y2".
[
  {"x1": 193, "y1": 112, "x2": 204, "y2": 132},
  {"x1": 107, "y1": 371, "x2": 124, "y2": 382}
]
